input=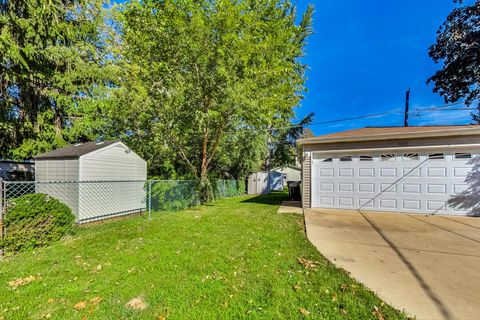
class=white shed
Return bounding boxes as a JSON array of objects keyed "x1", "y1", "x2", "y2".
[
  {"x1": 34, "y1": 141, "x2": 147, "y2": 222},
  {"x1": 272, "y1": 165, "x2": 301, "y2": 184},
  {"x1": 247, "y1": 171, "x2": 283, "y2": 194}
]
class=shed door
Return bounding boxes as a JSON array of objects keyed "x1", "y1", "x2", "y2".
[
  {"x1": 311, "y1": 151, "x2": 478, "y2": 215},
  {"x1": 256, "y1": 172, "x2": 269, "y2": 194}
]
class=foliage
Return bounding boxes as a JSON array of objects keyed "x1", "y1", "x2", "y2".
[
  {"x1": 213, "y1": 179, "x2": 245, "y2": 198},
  {"x1": 0, "y1": 193, "x2": 407, "y2": 319},
  {"x1": 0, "y1": 0, "x2": 116, "y2": 159},
  {"x1": 149, "y1": 180, "x2": 199, "y2": 211},
  {"x1": 213, "y1": 128, "x2": 269, "y2": 179},
  {"x1": 270, "y1": 112, "x2": 314, "y2": 169},
  {"x1": 1, "y1": 193, "x2": 75, "y2": 253},
  {"x1": 428, "y1": 0, "x2": 480, "y2": 120},
  {"x1": 149, "y1": 179, "x2": 244, "y2": 211},
  {"x1": 5, "y1": 170, "x2": 34, "y2": 181},
  {"x1": 115, "y1": 0, "x2": 313, "y2": 199}
]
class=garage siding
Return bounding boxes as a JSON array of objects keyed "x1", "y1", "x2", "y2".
[
  {"x1": 302, "y1": 152, "x2": 311, "y2": 209},
  {"x1": 303, "y1": 134, "x2": 480, "y2": 153}
]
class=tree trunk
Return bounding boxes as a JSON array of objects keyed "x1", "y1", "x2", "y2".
[
  {"x1": 54, "y1": 108, "x2": 63, "y2": 137},
  {"x1": 199, "y1": 127, "x2": 212, "y2": 203}
]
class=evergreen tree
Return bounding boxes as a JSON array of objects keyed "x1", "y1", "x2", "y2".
[{"x1": 0, "y1": 0, "x2": 115, "y2": 158}]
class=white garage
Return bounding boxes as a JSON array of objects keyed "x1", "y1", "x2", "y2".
[{"x1": 298, "y1": 126, "x2": 480, "y2": 216}]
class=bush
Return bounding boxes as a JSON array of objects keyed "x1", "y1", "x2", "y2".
[
  {"x1": 214, "y1": 180, "x2": 245, "y2": 199},
  {"x1": 150, "y1": 181, "x2": 199, "y2": 211},
  {"x1": 1, "y1": 193, "x2": 75, "y2": 253},
  {"x1": 5, "y1": 170, "x2": 34, "y2": 181}
]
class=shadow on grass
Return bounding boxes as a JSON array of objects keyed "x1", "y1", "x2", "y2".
[{"x1": 241, "y1": 191, "x2": 288, "y2": 205}]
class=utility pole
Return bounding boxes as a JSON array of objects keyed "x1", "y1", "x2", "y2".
[{"x1": 404, "y1": 87, "x2": 410, "y2": 127}]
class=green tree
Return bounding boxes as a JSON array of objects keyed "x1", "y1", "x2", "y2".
[
  {"x1": 212, "y1": 128, "x2": 269, "y2": 180},
  {"x1": 269, "y1": 112, "x2": 314, "y2": 169},
  {"x1": 0, "y1": 0, "x2": 115, "y2": 159},
  {"x1": 117, "y1": 0, "x2": 313, "y2": 200},
  {"x1": 428, "y1": 0, "x2": 480, "y2": 121}
]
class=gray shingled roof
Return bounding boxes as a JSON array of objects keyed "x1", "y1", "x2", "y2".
[{"x1": 34, "y1": 141, "x2": 120, "y2": 160}]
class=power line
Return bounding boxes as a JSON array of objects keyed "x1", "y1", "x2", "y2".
[
  {"x1": 268, "y1": 101, "x2": 470, "y2": 131},
  {"x1": 411, "y1": 101, "x2": 465, "y2": 112},
  {"x1": 268, "y1": 109, "x2": 403, "y2": 131}
]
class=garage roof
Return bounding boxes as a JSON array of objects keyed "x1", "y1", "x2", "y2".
[
  {"x1": 34, "y1": 141, "x2": 120, "y2": 160},
  {"x1": 297, "y1": 125, "x2": 480, "y2": 145}
]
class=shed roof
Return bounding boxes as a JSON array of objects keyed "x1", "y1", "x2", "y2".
[
  {"x1": 272, "y1": 165, "x2": 301, "y2": 171},
  {"x1": 34, "y1": 141, "x2": 120, "y2": 160},
  {"x1": 297, "y1": 125, "x2": 480, "y2": 145}
]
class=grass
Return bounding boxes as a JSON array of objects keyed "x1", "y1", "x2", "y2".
[{"x1": 0, "y1": 192, "x2": 407, "y2": 319}]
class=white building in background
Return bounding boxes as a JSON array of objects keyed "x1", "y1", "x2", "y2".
[
  {"x1": 0, "y1": 160, "x2": 34, "y2": 180},
  {"x1": 34, "y1": 141, "x2": 147, "y2": 223},
  {"x1": 247, "y1": 171, "x2": 284, "y2": 194},
  {"x1": 271, "y1": 165, "x2": 302, "y2": 184}
]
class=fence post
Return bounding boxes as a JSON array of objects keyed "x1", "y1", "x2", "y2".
[
  {"x1": 0, "y1": 178, "x2": 4, "y2": 258},
  {"x1": 148, "y1": 180, "x2": 152, "y2": 220}
]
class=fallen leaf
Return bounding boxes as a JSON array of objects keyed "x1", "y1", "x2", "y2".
[
  {"x1": 8, "y1": 275, "x2": 37, "y2": 289},
  {"x1": 90, "y1": 296, "x2": 102, "y2": 305},
  {"x1": 293, "y1": 284, "x2": 301, "y2": 291},
  {"x1": 297, "y1": 258, "x2": 317, "y2": 271},
  {"x1": 95, "y1": 265, "x2": 102, "y2": 271},
  {"x1": 299, "y1": 307, "x2": 310, "y2": 317},
  {"x1": 125, "y1": 296, "x2": 148, "y2": 310},
  {"x1": 74, "y1": 301, "x2": 87, "y2": 310},
  {"x1": 372, "y1": 306, "x2": 385, "y2": 320}
]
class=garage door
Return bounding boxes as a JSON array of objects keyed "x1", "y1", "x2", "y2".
[{"x1": 311, "y1": 151, "x2": 478, "y2": 215}]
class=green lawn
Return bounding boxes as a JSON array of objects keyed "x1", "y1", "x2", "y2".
[{"x1": 0, "y1": 193, "x2": 407, "y2": 319}]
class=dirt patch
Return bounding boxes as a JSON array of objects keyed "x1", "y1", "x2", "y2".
[{"x1": 126, "y1": 296, "x2": 148, "y2": 310}]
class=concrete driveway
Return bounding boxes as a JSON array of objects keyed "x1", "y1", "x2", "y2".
[{"x1": 305, "y1": 208, "x2": 480, "y2": 320}]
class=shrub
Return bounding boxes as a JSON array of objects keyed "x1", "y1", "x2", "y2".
[
  {"x1": 214, "y1": 180, "x2": 245, "y2": 198},
  {"x1": 1, "y1": 193, "x2": 75, "y2": 253},
  {"x1": 149, "y1": 181, "x2": 199, "y2": 211}
]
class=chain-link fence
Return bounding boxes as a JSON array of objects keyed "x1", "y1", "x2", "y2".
[{"x1": 0, "y1": 179, "x2": 244, "y2": 257}]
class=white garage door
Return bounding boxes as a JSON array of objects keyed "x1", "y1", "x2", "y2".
[{"x1": 311, "y1": 151, "x2": 478, "y2": 215}]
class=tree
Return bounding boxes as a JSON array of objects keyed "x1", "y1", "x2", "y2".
[
  {"x1": 269, "y1": 112, "x2": 314, "y2": 169},
  {"x1": 117, "y1": 0, "x2": 313, "y2": 200},
  {"x1": 212, "y1": 128, "x2": 269, "y2": 180},
  {"x1": 428, "y1": 0, "x2": 480, "y2": 121},
  {"x1": 0, "y1": 0, "x2": 115, "y2": 159}
]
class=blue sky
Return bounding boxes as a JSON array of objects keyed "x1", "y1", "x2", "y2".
[{"x1": 294, "y1": 0, "x2": 475, "y2": 135}]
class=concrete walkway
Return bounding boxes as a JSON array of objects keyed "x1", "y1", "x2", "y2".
[
  {"x1": 305, "y1": 208, "x2": 480, "y2": 320},
  {"x1": 277, "y1": 201, "x2": 303, "y2": 214}
]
